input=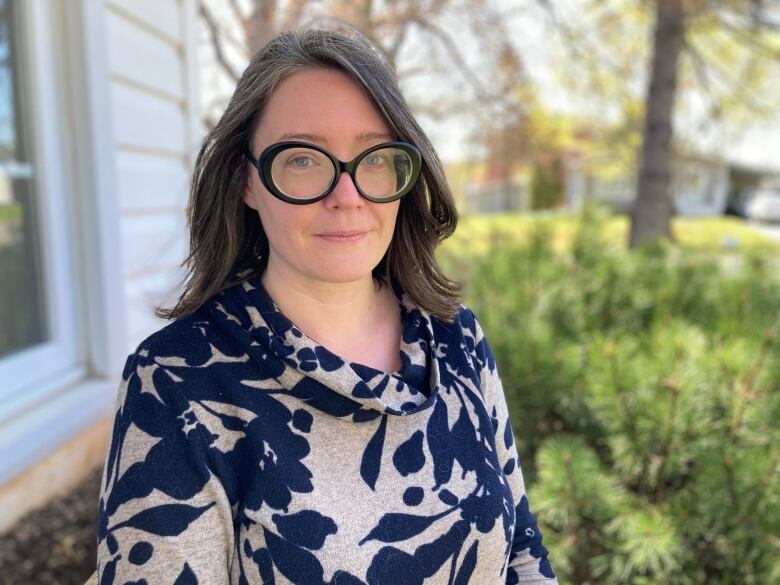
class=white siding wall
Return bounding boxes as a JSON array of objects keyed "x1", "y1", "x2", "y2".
[
  {"x1": 104, "y1": 0, "x2": 202, "y2": 353},
  {"x1": 0, "y1": 0, "x2": 202, "y2": 534}
]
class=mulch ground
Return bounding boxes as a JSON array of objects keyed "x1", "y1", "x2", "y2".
[{"x1": 0, "y1": 465, "x2": 102, "y2": 585}]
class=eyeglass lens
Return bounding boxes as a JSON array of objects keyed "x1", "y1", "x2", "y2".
[{"x1": 270, "y1": 147, "x2": 414, "y2": 200}]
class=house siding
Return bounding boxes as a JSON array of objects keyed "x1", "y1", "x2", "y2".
[
  {"x1": 105, "y1": 0, "x2": 201, "y2": 355},
  {"x1": 0, "y1": 0, "x2": 201, "y2": 534}
]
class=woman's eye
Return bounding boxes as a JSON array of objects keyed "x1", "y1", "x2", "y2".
[
  {"x1": 365, "y1": 155, "x2": 386, "y2": 167},
  {"x1": 290, "y1": 156, "x2": 312, "y2": 168}
]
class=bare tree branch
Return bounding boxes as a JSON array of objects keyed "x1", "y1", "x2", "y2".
[
  {"x1": 199, "y1": 0, "x2": 533, "y2": 152},
  {"x1": 685, "y1": 36, "x2": 776, "y2": 116},
  {"x1": 247, "y1": 0, "x2": 278, "y2": 53},
  {"x1": 280, "y1": 0, "x2": 309, "y2": 32},
  {"x1": 200, "y1": 1, "x2": 242, "y2": 82},
  {"x1": 385, "y1": 20, "x2": 411, "y2": 68},
  {"x1": 717, "y1": 10, "x2": 780, "y2": 59},
  {"x1": 532, "y1": 0, "x2": 640, "y2": 108},
  {"x1": 226, "y1": 0, "x2": 255, "y2": 46},
  {"x1": 410, "y1": 16, "x2": 496, "y2": 109},
  {"x1": 226, "y1": 0, "x2": 244, "y2": 25},
  {"x1": 395, "y1": 64, "x2": 431, "y2": 80},
  {"x1": 202, "y1": 1, "x2": 249, "y2": 54}
]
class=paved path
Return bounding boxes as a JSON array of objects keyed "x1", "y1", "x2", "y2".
[{"x1": 746, "y1": 220, "x2": 780, "y2": 244}]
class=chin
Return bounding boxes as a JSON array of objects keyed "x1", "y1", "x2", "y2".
[
  {"x1": 313, "y1": 270, "x2": 373, "y2": 284},
  {"x1": 309, "y1": 260, "x2": 380, "y2": 284}
]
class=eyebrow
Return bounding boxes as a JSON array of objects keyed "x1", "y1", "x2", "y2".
[{"x1": 277, "y1": 131, "x2": 395, "y2": 144}]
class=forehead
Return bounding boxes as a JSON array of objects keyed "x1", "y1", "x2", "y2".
[{"x1": 255, "y1": 68, "x2": 394, "y2": 146}]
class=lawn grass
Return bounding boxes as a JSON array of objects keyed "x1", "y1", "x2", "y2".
[
  {"x1": 440, "y1": 210, "x2": 779, "y2": 258},
  {"x1": 0, "y1": 203, "x2": 22, "y2": 223}
]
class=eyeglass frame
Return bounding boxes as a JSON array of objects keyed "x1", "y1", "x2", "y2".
[{"x1": 243, "y1": 140, "x2": 423, "y2": 205}]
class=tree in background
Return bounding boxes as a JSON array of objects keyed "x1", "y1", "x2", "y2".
[
  {"x1": 198, "y1": 0, "x2": 528, "y2": 132},
  {"x1": 530, "y1": 157, "x2": 565, "y2": 209},
  {"x1": 631, "y1": 0, "x2": 684, "y2": 246},
  {"x1": 200, "y1": 1, "x2": 780, "y2": 227},
  {"x1": 537, "y1": 0, "x2": 780, "y2": 247}
]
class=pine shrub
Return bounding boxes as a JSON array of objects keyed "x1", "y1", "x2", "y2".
[{"x1": 454, "y1": 205, "x2": 780, "y2": 584}]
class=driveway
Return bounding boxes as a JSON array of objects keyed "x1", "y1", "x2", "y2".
[{"x1": 746, "y1": 220, "x2": 780, "y2": 244}]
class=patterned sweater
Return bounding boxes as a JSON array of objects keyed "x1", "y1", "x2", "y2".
[{"x1": 96, "y1": 269, "x2": 557, "y2": 584}]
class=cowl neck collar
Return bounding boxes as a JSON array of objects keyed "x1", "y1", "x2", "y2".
[{"x1": 205, "y1": 268, "x2": 442, "y2": 420}]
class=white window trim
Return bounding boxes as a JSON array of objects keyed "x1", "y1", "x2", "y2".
[{"x1": 0, "y1": 0, "x2": 126, "y2": 484}]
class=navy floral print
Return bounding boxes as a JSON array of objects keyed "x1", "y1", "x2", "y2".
[{"x1": 96, "y1": 268, "x2": 557, "y2": 584}]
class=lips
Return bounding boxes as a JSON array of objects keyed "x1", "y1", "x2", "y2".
[
  {"x1": 318, "y1": 231, "x2": 366, "y2": 237},
  {"x1": 316, "y1": 231, "x2": 367, "y2": 242}
]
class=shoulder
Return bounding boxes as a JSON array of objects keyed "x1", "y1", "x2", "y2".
[
  {"x1": 427, "y1": 302, "x2": 494, "y2": 368},
  {"x1": 455, "y1": 303, "x2": 496, "y2": 372},
  {"x1": 429, "y1": 302, "x2": 487, "y2": 346},
  {"x1": 127, "y1": 306, "x2": 218, "y2": 370},
  {"x1": 115, "y1": 307, "x2": 227, "y2": 412},
  {"x1": 456, "y1": 303, "x2": 481, "y2": 337},
  {"x1": 113, "y1": 308, "x2": 235, "y2": 435}
]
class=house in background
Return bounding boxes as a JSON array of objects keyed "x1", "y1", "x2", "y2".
[
  {"x1": 455, "y1": 160, "x2": 528, "y2": 213},
  {"x1": 452, "y1": 144, "x2": 780, "y2": 217},
  {"x1": 0, "y1": 0, "x2": 201, "y2": 533},
  {"x1": 447, "y1": 157, "x2": 567, "y2": 214},
  {"x1": 563, "y1": 151, "x2": 733, "y2": 216},
  {"x1": 563, "y1": 149, "x2": 780, "y2": 217}
]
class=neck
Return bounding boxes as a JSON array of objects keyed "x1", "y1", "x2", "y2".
[{"x1": 260, "y1": 262, "x2": 388, "y2": 346}]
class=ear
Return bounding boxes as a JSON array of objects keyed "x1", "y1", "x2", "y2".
[{"x1": 242, "y1": 181, "x2": 258, "y2": 211}]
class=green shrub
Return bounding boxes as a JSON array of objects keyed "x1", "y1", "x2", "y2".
[{"x1": 450, "y1": 205, "x2": 780, "y2": 584}]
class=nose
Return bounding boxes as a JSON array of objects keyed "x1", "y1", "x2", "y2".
[{"x1": 325, "y1": 171, "x2": 364, "y2": 208}]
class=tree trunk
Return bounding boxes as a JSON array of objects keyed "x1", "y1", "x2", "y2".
[
  {"x1": 332, "y1": 0, "x2": 373, "y2": 32},
  {"x1": 629, "y1": 0, "x2": 685, "y2": 248},
  {"x1": 248, "y1": 0, "x2": 278, "y2": 54}
]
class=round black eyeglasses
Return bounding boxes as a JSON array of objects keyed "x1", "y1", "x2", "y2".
[{"x1": 244, "y1": 141, "x2": 422, "y2": 205}]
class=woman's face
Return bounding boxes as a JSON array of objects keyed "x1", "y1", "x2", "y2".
[{"x1": 243, "y1": 67, "x2": 401, "y2": 288}]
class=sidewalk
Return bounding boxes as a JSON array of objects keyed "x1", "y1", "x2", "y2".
[{"x1": 746, "y1": 219, "x2": 780, "y2": 244}]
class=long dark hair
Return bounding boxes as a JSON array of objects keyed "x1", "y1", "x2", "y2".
[{"x1": 157, "y1": 27, "x2": 462, "y2": 323}]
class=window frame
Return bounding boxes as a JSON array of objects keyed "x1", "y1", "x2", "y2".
[{"x1": 0, "y1": 0, "x2": 125, "y2": 484}]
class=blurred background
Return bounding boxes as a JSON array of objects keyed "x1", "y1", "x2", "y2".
[{"x1": 1, "y1": 0, "x2": 779, "y2": 583}]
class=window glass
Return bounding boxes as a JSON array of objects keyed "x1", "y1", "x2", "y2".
[{"x1": 0, "y1": 0, "x2": 48, "y2": 358}]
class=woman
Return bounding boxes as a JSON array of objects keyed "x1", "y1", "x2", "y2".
[{"x1": 96, "y1": 27, "x2": 557, "y2": 584}]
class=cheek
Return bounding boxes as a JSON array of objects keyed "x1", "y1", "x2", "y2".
[
  {"x1": 381, "y1": 203, "x2": 401, "y2": 237},
  {"x1": 258, "y1": 199, "x2": 315, "y2": 248}
]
